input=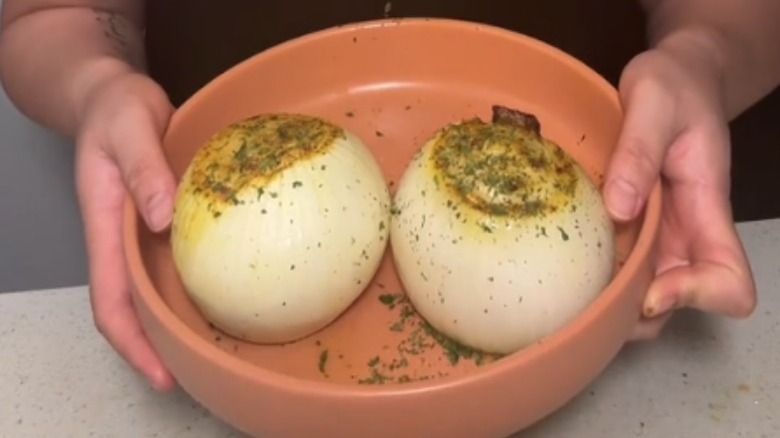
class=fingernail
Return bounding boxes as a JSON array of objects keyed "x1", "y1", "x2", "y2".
[
  {"x1": 606, "y1": 179, "x2": 640, "y2": 220},
  {"x1": 644, "y1": 292, "x2": 676, "y2": 318},
  {"x1": 146, "y1": 193, "x2": 173, "y2": 232}
]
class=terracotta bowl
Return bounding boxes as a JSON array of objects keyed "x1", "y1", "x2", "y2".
[{"x1": 124, "y1": 18, "x2": 661, "y2": 438}]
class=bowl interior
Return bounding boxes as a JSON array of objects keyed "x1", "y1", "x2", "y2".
[{"x1": 134, "y1": 19, "x2": 647, "y2": 388}]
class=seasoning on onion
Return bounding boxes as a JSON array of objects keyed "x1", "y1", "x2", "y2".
[
  {"x1": 171, "y1": 113, "x2": 391, "y2": 344},
  {"x1": 390, "y1": 105, "x2": 616, "y2": 355}
]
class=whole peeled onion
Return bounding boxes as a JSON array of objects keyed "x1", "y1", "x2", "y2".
[
  {"x1": 171, "y1": 113, "x2": 391, "y2": 344},
  {"x1": 390, "y1": 106, "x2": 615, "y2": 354}
]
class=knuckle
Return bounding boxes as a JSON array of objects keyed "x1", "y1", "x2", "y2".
[
  {"x1": 631, "y1": 331, "x2": 659, "y2": 342},
  {"x1": 93, "y1": 311, "x2": 110, "y2": 337},
  {"x1": 730, "y1": 290, "x2": 757, "y2": 319},
  {"x1": 89, "y1": 289, "x2": 116, "y2": 340},
  {"x1": 631, "y1": 320, "x2": 664, "y2": 342},
  {"x1": 123, "y1": 160, "x2": 157, "y2": 199},
  {"x1": 723, "y1": 269, "x2": 757, "y2": 319},
  {"x1": 643, "y1": 325, "x2": 663, "y2": 341},
  {"x1": 618, "y1": 139, "x2": 661, "y2": 181}
]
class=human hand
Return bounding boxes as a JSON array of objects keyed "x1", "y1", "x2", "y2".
[
  {"x1": 75, "y1": 71, "x2": 177, "y2": 390},
  {"x1": 603, "y1": 33, "x2": 757, "y2": 340}
]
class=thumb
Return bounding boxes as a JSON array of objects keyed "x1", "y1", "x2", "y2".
[
  {"x1": 109, "y1": 103, "x2": 177, "y2": 232},
  {"x1": 643, "y1": 259, "x2": 756, "y2": 319},
  {"x1": 605, "y1": 64, "x2": 679, "y2": 221}
]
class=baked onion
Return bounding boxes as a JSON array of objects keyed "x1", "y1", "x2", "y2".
[
  {"x1": 390, "y1": 106, "x2": 615, "y2": 354},
  {"x1": 171, "y1": 113, "x2": 391, "y2": 344}
]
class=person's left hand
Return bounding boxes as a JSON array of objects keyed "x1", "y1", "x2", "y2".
[
  {"x1": 75, "y1": 70, "x2": 178, "y2": 390},
  {"x1": 602, "y1": 32, "x2": 757, "y2": 340}
]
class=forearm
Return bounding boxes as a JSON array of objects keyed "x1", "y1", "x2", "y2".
[
  {"x1": 642, "y1": 0, "x2": 780, "y2": 120},
  {"x1": 0, "y1": 2, "x2": 145, "y2": 137}
]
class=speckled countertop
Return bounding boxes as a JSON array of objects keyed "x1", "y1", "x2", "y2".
[{"x1": 2, "y1": 218, "x2": 779, "y2": 438}]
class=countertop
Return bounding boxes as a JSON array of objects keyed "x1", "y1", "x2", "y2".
[{"x1": 2, "y1": 219, "x2": 779, "y2": 438}]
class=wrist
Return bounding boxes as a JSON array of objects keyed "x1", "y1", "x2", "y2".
[
  {"x1": 68, "y1": 56, "x2": 136, "y2": 131},
  {"x1": 653, "y1": 27, "x2": 729, "y2": 109}
]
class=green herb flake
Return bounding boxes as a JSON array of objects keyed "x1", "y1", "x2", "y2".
[
  {"x1": 358, "y1": 368, "x2": 392, "y2": 385},
  {"x1": 356, "y1": 291, "x2": 506, "y2": 385},
  {"x1": 318, "y1": 349, "x2": 329, "y2": 374},
  {"x1": 378, "y1": 293, "x2": 404, "y2": 309}
]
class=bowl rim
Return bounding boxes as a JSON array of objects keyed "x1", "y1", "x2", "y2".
[{"x1": 123, "y1": 17, "x2": 662, "y2": 397}]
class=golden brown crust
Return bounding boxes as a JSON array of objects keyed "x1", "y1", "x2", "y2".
[
  {"x1": 181, "y1": 113, "x2": 344, "y2": 215},
  {"x1": 429, "y1": 106, "x2": 580, "y2": 221}
]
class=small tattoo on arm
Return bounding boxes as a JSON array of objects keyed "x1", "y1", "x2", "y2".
[{"x1": 92, "y1": 8, "x2": 133, "y2": 58}]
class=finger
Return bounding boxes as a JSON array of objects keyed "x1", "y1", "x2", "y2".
[
  {"x1": 107, "y1": 104, "x2": 177, "y2": 233},
  {"x1": 641, "y1": 222, "x2": 755, "y2": 321},
  {"x1": 76, "y1": 150, "x2": 176, "y2": 391},
  {"x1": 605, "y1": 66, "x2": 679, "y2": 221},
  {"x1": 630, "y1": 312, "x2": 673, "y2": 341},
  {"x1": 643, "y1": 258, "x2": 756, "y2": 319}
]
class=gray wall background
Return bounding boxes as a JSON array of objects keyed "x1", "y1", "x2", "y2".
[{"x1": 0, "y1": 65, "x2": 88, "y2": 292}]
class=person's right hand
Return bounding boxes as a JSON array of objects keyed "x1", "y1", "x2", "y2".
[{"x1": 75, "y1": 71, "x2": 177, "y2": 391}]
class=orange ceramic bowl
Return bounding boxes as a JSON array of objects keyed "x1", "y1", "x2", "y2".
[{"x1": 124, "y1": 18, "x2": 660, "y2": 438}]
